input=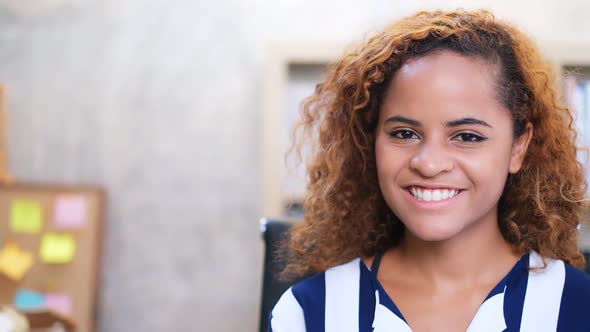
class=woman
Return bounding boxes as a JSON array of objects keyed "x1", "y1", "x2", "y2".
[{"x1": 269, "y1": 9, "x2": 590, "y2": 332}]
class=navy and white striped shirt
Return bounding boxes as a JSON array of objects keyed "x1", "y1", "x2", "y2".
[{"x1": 269, "y1": 252, "x2": 590, "y2": 331}]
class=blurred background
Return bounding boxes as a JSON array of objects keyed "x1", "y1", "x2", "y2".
[{"x1": 0, "y1": 0, "x2": 588, "y2": 331}]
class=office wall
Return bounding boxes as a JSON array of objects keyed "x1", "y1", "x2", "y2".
[{"x1": 0, "y1": 0, "x2": 588, "y2": 331}]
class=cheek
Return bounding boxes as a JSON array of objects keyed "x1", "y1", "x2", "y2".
[
  {"x1": 375, "y1": 138, "x2": 404, "y2": 178},
  {"x1": 374, "y1": 136, "x2": 388, "y2": 174},
  {"x1": 456, "y1": 145, "x2": 512, "y2": 190},
  {"x1": 375, "y1": 141, "x2": 395, "y2": 196},
  {"x1": 375, "y1": 142, "x2": 411, "y2": 206}
]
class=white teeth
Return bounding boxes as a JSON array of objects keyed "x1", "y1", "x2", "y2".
[
  {"x1": 432, "y1": 190, "x2": 441, "y2": 201},
  {"x1": 408, "y1": 187, "x2": 459, "y2": 201}
]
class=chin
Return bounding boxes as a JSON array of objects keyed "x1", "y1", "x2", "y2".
[{"x1": 403, "y1": 219, "x2": 466, "y2": 243}]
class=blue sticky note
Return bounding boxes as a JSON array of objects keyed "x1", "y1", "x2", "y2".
[{"x1": 14, "y1": 289, "x2": 45, "y2": 311}]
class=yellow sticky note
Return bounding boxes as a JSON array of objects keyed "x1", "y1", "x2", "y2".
[
  {"x1": 40, "y1": 233, "x2": 76, "y2": 264},
  {"x1": 11, "y1": 199, "x2": 43, "y2": 233},
  {"x1": 0, "y1": 242, "x2": 34, "y2": 281}
]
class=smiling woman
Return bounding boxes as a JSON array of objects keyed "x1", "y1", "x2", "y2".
[
  {"x1": 375, "y1": 51, "x2": 533, "y2": 245},
  {"x1": 269, "y1": 9, "x2": 590, "y2": 332}
]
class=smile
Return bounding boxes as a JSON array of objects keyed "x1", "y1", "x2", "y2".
[{"x1": 408, "y1": 187, "x2": 461, "y2": 202}]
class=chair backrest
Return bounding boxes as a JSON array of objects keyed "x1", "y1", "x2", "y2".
[
  {"x1": 259, "y1": 218, "x2": 305, "y2": 332},
  {"x1": 583, "y1": 251, "x2": 590, "y2": 273}
]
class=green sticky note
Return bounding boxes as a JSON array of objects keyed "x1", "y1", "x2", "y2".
[
  {"x1": 11, "y1": 199, "x2": 43, "y2": 233},
  {"x1": 40, "y1": 233, "x2": 76, "y2": 264}
]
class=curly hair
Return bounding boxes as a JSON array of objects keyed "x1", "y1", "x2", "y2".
[{"x1": 279, "y1": 9, "x2": 587, "y2": 280}]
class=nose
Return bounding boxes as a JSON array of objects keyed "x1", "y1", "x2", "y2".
[{"x1": 409, "y1": 140, "x2": 454, "y2": 177}]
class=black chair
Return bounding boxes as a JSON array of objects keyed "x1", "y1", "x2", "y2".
[
  {"x1": 583, "y1": 251, "x2": 590, "y2": 273},
  {"x1": 259, "y1": 218, "x2": 304, "y2": 332}
]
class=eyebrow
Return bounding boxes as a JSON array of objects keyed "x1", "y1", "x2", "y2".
[{"x1": 384, "y1": 115, "x2": 493, "y2": 128}]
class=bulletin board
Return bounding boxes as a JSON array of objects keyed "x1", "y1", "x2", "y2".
[{"x1": 0, "y1": 182, "x2": 106, "y2": 332}]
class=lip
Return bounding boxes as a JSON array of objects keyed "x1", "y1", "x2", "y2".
[
  {"x1": 404, "y1": 183, "x2": 465, "y2": 190},
  {"x1": 402, "y1": 187, "x2": 464, "y2": 210}
]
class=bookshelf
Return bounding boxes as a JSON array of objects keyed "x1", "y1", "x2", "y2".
[
  {"x1": 261, "y1": 42, "x2": 343, "y2": 219},
  {"x1": 554, "y1": 46, "x2": 590, "y2": 249}
]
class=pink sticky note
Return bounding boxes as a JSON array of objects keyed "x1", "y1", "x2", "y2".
[
  {"x1": 54, "y1": 195, "x2": 87, "y2": 229},
  {"x1": 45, "y1": 293, "x2": 72, "y2": 316}
]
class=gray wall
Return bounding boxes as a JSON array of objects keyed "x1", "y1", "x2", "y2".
[{"x1": 0, "y1": 0, "x2": 588, "y2": 331}]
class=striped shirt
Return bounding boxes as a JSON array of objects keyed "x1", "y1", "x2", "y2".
[{"x1": 269, "y1": 252, "x2": 590, "y2": 331}]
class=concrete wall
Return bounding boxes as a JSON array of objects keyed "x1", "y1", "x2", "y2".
[{"x1": 0, "y1": 0, "x2": 588, "y2": 331}]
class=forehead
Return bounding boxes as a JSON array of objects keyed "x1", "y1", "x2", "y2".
[{"x1": 381, "y1": 51, "x2": 506, "y2": 120}]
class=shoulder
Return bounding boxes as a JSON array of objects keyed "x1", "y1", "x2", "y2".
[
  {"x1": 269, "y1": 258, "x2": 363, "y2": 332},
  {"x1": 277, "y1": 258, "x2": 362, "y2": 310},
  {"x1": 559, "y1": 263, "x2": 590, "y2": 312},
  {"x1": 562, "y1": 262, "x2": 590, "y2": 295},
  {"x1": 528, "y1": 252, "x2": 590, "y2": 301},
  {"x1": 556, "y1": 261, "x2": 590, "y2": 330}
]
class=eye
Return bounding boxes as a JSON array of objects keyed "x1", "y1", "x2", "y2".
[
  {"x1": 390, "y1": 129, "x2": 420, "y2": 140},
  {"x1": 453, "y1": 132, "x2": 487, "y2": 143}
]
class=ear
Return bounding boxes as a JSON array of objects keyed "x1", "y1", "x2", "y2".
[{"x1": 509, "y1": 122, "x2": 533, "y2": 174}]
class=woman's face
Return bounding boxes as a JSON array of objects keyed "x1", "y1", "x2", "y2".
[{"x1": 375, "y1": 51, "x2": 532, "y2": 243}]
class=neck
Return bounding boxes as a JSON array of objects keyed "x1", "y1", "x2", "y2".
[{"x1": 392, "y1": 214, "x2": 521, "y2": 288}]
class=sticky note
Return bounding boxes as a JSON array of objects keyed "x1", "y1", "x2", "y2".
[
  {"x1": 40, "y1": 233, "x2": 76, "y2": 264},
  {"x1": 14, "y1": 289, "x2": 45, "y2": 311},
  {"x1": 0, "y1": 312, "x2": 15, "y2": 332},
  {"x1": 45, "y1": 293, "x2": 72, "y2": 316},
  {"x1": 11, "y1": 199, "x2": 43, "y2": 233},
  {"x1": 54, "y1": 195, "x2": 87, "y2": 229},
  {"x1": 0, "y1": 242, "x2": 34, "y2": 281}
]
